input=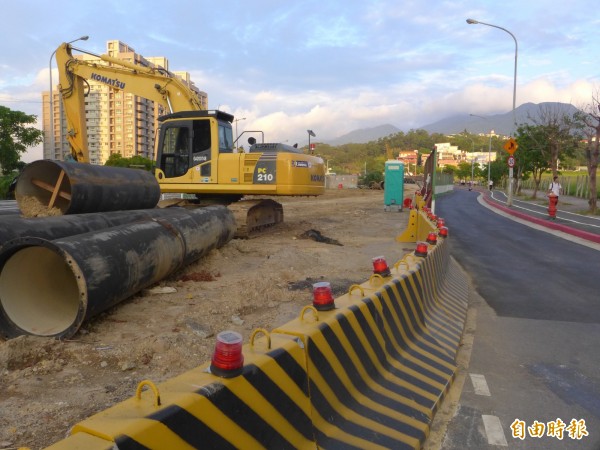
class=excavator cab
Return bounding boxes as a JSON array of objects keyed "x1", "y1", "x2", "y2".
[{"x1": 156, "y1": 110, "x2": 233, "y2": 182}]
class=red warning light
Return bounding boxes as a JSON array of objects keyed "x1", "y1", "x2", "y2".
[
  {"x1": 426, "y1": 232, "x2": 437, "y2": 245},
  {"x1": 437, "y1": 218, "x2": 445, "y2": 228},
  {"x1": 210, "y1": 330, "x2": 244, "y2": 378},
  {"x1": 439, "y1": 226, "x2": 449, "y2": 238},
  {"x1": 372, "y1": 256, "x2": 391, "y2": 277},
  {"x1": 312, "y1": 281, "x2": 335, "y2": 311},
  {"x1": 415, "y1": 241, "x2": 429, "y2": 257}
]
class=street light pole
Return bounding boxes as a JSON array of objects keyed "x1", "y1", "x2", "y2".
[
  {"x1": 48, "y1": 36, "x2": 89, "y2": 159},
  {"x1": 466, "y1": 18, "x2": 518, "y2": 205},
  {"x1": 234, "y1": 117, "x2": 246, "y2": 146}
]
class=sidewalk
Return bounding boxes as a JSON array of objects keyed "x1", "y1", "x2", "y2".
[
  {"x1": 518, "y1": 188, "x2": 592, "y2": 213},
  {"x1": 480, "y1": 187, "x2": 600, "y2": 245}
]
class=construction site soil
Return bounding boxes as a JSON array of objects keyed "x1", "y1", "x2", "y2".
[{"x1": 0, "y1": 187, "x2": 419, "y2": 449}]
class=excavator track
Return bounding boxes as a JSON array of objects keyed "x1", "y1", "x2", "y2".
[
  {"x1": 227, "y1": 199, "x2": 284, "y2": 238},
  {"x1": 158, "y1": 198, "x2": 284, "y2": 239}
]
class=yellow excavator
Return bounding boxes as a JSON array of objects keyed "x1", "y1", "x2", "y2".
[{"x1": 54, "y1": 42, "x2": 325, "y2": 236}]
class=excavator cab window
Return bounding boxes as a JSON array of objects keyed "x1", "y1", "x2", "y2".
[
  {"x1": 192, "y1": 119, "x2": 212, "y2": 177},
  {"x1": 218, "y1": 123, "x2": 233, "y2": 153},
  {"x1": 159, "y1": 125, "x2": 191, "y2": 178}
]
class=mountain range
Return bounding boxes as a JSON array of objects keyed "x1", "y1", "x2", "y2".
[{"x1": 327, "y1": 102, "x2": 580, "y2": 145}]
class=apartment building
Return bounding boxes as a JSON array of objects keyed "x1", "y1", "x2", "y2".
[
  {"x1": 43, "y1": 40, "x2": 207, "y2": 165},
  {"x1": 434, "y1": 142, "x2": 497, "y2": 169}
]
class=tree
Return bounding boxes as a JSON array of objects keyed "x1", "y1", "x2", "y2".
[
  {"x1": 515, "y1": 124, "x2": 553, "y2": 198},
  {"x1": 360, "y1": 170, "x2": 383, "y2": 188},
  {"x1": 528, "y1": 104, "x2": 578, "y2": 177},
  {"x1": 573, "y1": 90, "x2": 600, "y2": 213},
  {"x1": 455, "y1": 161, "x2": 473, "y2": 182},
  {"x1": 0, "y1": 106, "x2": 43, "y2": 175},
  {"x1": 104, "y1": 153, "x2": 153, "y2": 171},
  {"x1": 487, "y1": 158, "x2": 507, "y2": 188}
]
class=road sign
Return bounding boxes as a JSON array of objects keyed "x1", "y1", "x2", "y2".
[
  {"x1": 504, "y1": 138, "x2": 518, "y2": 155},
  {"x1": 508, "y1": 156, "x2": 515, "y2": 168}
]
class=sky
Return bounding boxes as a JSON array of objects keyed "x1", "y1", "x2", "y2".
[{"x1": 1, "y1": 0, "x2": 599, "y2": 162}]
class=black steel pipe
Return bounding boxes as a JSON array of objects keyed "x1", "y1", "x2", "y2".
[
  {"x1": 15, "y1": 160, "x2": 160, "y2": 216},
  {"x1": 0, "y1": 205, "x2": 235, "y2": 339},
  {"x1": 0, "y1": 208, "x2": 226, "y2": 249},
  {"x1": 0, "y1": 209, "x2": 155, "y2": 247}
]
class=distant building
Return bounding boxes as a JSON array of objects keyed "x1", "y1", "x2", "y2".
[
  {"x1": 43, "y1": 40, "x2": 207, "y2": 164},
  {"x1": 434, "y1": 142, "x2": 496, "y2": 169}
]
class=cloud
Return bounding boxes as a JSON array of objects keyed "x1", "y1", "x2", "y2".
[{"x1": 1, "y1": 0, "x2": 598, "y2": 162}]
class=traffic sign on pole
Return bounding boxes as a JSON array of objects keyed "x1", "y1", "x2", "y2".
[
  {"x1": 508, "y1": 156, "x2": 515, "y2": 168},
  {"x1": 504, "y1": 138, "x2": 518, "y2": 155}
]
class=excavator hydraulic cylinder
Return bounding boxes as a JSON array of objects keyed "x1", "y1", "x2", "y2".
[
  {"x1": 0, "y1": 206, "x2": 235, "y2": 339},
  {"x1": 15, "y1": 160, "x2": 160, "y2": 216}
]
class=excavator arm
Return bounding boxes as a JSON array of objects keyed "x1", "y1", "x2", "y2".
[{"x1": 54, "y1": 42, "x2": 205, "y2": 162}]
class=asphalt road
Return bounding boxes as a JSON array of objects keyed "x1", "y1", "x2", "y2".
[
  {"x1": 0, "y1": 200, "x2": 18, "y2": 215},
  {"x1": 435, "y1": 189, "x2": 600, "y2": 449}
]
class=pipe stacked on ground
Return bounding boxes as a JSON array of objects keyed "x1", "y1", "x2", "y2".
[
  {"x1": 0, "y1": 206, "x2": 235, "y2": 339},
  {"x1": 15, "y1": 160, "x2": 161, "y2": 216},
  {"x1": 0, "y1": 209, "x2": 180, "y2": 248}
]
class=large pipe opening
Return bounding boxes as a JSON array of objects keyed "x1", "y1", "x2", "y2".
[
  {"x1": 0, "y1": 206, "x2": 236, "y2": 339},
  {"x1": 15, "y1": 160, "x2": 72, "y2": 214},
  {"x1": 15, "y1": 160, "x2": 160, "y2": 217},
  {"x1": 0, "y1": 246, "x2": 81, "y2": 336}
]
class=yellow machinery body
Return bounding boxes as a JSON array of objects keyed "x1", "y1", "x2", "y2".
[
  {"x1": 154, "y1": 111, "x2": 325, "y2": 198},
  {"x1": 53, "y1": 43, "x2": 325, "y2": 234}
]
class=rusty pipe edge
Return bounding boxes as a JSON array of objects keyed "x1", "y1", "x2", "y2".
[
  {"x1": 15, "y1": 159, "x2": 161, "y2": 216},
  {"x1": 0, "y1": 206, "x2": 236, "y2": 339}
]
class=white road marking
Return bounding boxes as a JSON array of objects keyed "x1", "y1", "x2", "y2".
[
  {"x1": 478, "y1": 196, "x2": 600, "y2": 252},
  {"x1": 489, "y1": 191, "x2": 600, "y2": 228},
  {"x1": 469, "y1": 373, "x2": 491, "y2": 396},
  {"x1": 482, "y1": 414, "x2": 508, "y2": 446}
]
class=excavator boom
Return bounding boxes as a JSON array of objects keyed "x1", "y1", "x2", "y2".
[{"x1": 55, "y1": 43, "x2": 205, "y2": 162}]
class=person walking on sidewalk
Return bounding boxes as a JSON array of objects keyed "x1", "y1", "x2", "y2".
[
  {"x1": 548, "y1": 176, "x2": 562, "y2": 203},
  {"x1": 488, "y1": 179, "x2": 493, "y2": 191},
  {"x1": 547, "y1": 176, "x2": 561, "y2": 219}
]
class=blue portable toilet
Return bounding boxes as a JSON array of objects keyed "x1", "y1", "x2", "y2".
[{"x1": 383, "y1": 161, "x2": 404, "y2": 211}]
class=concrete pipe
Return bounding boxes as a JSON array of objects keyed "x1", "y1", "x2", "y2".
[
  {"x1": 15, "y1": 160, "x2": 160, "y2": 217},
  {"x1": 0, "y1": 205, "x2": 235, "y2": 339}
]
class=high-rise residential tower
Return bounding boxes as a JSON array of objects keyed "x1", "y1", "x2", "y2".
[{"x1": 43, "y1": 40, "x2": 207, "y2": 165}]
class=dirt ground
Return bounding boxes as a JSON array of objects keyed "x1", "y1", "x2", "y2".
[{"x1": 0, "y1": 187, "x2": 419, "y2": 450}]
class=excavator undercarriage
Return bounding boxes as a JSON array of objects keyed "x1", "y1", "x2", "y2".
[{"x1": 158, "y1": 197, "x2": 284, "y2": 239}]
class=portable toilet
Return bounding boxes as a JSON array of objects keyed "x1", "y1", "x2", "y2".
[{"x1": 383, "y1": 160, "x2": 404, "y2": 211}]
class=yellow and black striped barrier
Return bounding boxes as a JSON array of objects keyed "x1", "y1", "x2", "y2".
[{"x1": 45, "y1": 219, "x2": 468, "y2": 450}]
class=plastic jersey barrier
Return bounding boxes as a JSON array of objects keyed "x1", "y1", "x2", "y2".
[
  {"x1": 42, "y1": 234, "x2": 468, "y2": 450},
  {"x1": 46, "y1": 333, "x2": 315, "y2": 450},
  {"x1": 396, "y1": 193, "x2": 438, "y2": 243}
]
